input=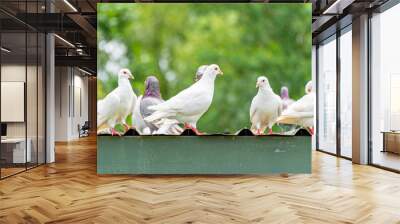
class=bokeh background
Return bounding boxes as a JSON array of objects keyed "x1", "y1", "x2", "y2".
[{"x1": 98, "y1": 3, "x2": 311, "y2": 133}]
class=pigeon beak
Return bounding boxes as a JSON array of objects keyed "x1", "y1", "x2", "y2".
[
  {"x1": 129, "y1": 74, "x2": 134, "y2": 80},
  {"x1": 219, "y1": 70, "x2": 224, "y2": 75},
  {"x1": 256, "y1": 82, "x2": 260, "y2": 88}
]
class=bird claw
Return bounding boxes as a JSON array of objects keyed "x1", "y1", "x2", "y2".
[
  {"x1": 184, "y1": 123, "x2": 203, "y2": 135},
  {"x1": 111, "y1": 128, "x2": 121, "y2": 136},
  {"x1": 308, "y1": 127, "x2": 314, "y2": 135},
  {"x1": 268, "y1": 129, "x2": 273, "y2": 135},
  {"x1": 123, "y1": 124, "x2": 130, "y2": 132},
  {"x1": 193, "y1": 128, "x2": 203, "y2": 135}
]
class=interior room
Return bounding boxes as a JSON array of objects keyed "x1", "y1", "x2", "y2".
[{"x1": 0, "y1": 0, "x2": 400, "y2": 223}]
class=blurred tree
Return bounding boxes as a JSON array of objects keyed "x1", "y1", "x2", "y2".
[{"x1": 98, "y1": 3, "x2": 312, "y2": 133}]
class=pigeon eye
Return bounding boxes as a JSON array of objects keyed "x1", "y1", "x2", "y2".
[{"x1": 214, "y1": 67, "x2": 218, "y2": 71}]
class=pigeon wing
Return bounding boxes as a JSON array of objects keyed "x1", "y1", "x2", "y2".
[
  {"x1": 249, "y1": 95, "x2": 258, "y2": 123},
  {"x1": 97, "y1": 90, "x2": 120, "y2": 128},
  {"x1": 140, "y1": 97, "x2": 164, "y2": 118}
]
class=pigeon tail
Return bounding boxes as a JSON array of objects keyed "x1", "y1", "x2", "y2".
[
  {"x1": 97, "y1": 114, "x2": 107, "y2": 128},
  {"x1": 144, "y1": 110, "x2": 174, "y2": 123},
  {"x1": 277, "y1": 115, "x2": 300, "y2": 124},
  {"x1": 277, "y1": 113, "x2": 313, "y2": 126}
]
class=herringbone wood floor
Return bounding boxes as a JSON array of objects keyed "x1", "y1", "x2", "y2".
[{"x1": 1, "y1": 136, "x2": 400, "y2": 224}]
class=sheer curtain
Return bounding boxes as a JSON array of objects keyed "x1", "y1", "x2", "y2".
[{"x1": 318, "y1": 36, "x2": 337, "y2": 154}]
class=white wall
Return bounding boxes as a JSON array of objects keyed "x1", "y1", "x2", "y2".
[
  {"x1": 55, "y1": 67, "x2": 69, "y2": 141},
  {"x1": 55, "y1": 67, "x2": 89, "y2": 141},
  {"x1": 1, "y1": 63, "x2": 46, "y2": 164},
  {"x1": 71, "y1": 73, "x2": 89, "y2": 138},
  {"x1": 1, "y1": 65, "x2": 26, "y2": 141},
  {"x1": 0, "y1": 65, "x2": 40, "y2": 138}
]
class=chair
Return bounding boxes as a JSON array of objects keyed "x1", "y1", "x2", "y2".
[{"x1": 79, "y1": 121, "x2": 90, "y2": 138}]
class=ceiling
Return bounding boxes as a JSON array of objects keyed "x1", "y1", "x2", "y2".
[{"x1": 1, "y1": 0, "x2": 98, "y2": 73}]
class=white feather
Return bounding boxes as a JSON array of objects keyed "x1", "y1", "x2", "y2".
[
  {"x1": 277, "y1": 92, "x2": 315, "y2": 128},
  {"x1": 153, "y1": 119, "x2": 183, "y2": 135}
]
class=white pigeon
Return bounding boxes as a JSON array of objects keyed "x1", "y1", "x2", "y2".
[
  {"x1": 250, "y1": 76, "x2": 282, "y2": 135},
  {"x1": 145, "y1": 64, "x2": 223, "y2": 134},
  {"x1": 194, "y1": 65, "x2": 208, "y2": 82},
  {"x1": 97, "y1": 68, "x2": 137, "y2": 135},
  {"x1": 276, "y1": 81, "x2": 315, "y2": 134}
]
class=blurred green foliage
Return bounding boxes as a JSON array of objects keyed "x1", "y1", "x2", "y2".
[{"x1": 98, "y1": 3, "x2": 311, "y2": 133}]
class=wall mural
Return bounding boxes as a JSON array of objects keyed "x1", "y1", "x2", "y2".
[{"x1": 97, "y1": 3, "x2": 313, "y2": 174}]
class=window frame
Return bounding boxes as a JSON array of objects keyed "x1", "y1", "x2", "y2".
[
  {"x1": 367, "y1": 0, "x2": 400, "y2": 173},
  {"x1": 315, "y1": 22, "x2": 353, "y2": 160}
]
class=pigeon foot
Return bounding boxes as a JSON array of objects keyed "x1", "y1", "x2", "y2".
[
  {"x1": 192, "y1": 128, "x2": 203, "y2": 135},
  {"x1": 111, "y1": 128, "x2": 121, "y2": 136},
  {"x1": 308, "y1": 127, "x2": 314, "y2": 135},
  {"x1": 184, "y1": 123, "x2": 203, "y2": 135},
  {"x1": 268, "y1": 129, "x2": 273, "y2": 135},
  {"x1": 123, "y1": 124, "x2": 130, "y2": 132}
]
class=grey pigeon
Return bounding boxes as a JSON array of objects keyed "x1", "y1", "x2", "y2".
[
  {"x1": 132, "y1": 76, "x2": 163, "y2": 134},
  {"x1": 280, "y1": 86, "x2": 295, "y2": 111},
  {"x1": 140, "y1": 76, "x2": 164, "y2": 132},
  {"x1": 132, "y1": 76, "x2": 182, "y2": 135}
]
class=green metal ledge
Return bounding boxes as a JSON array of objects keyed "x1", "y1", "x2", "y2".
[{"x1": 97, "y1": 129, "x2": 311, "y2": 174}]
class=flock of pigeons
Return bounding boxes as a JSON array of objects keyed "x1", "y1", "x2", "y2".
[{"x1": 97, "y1": 64, "x2": 314, "y2": 136}]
